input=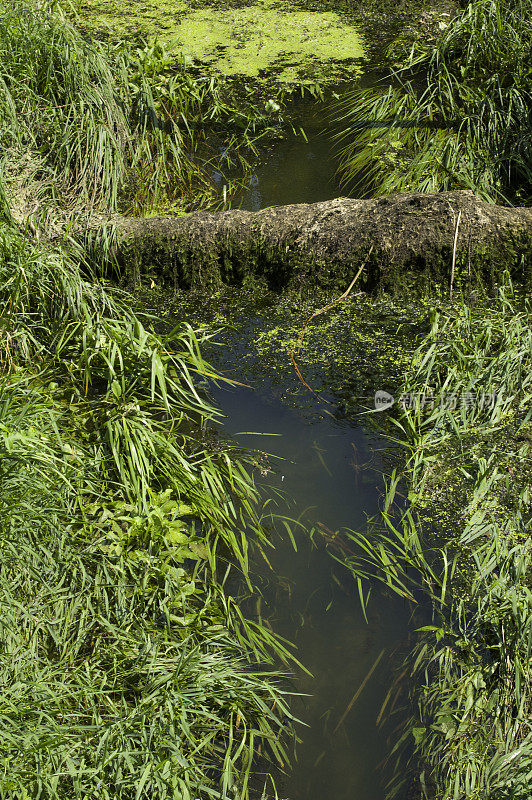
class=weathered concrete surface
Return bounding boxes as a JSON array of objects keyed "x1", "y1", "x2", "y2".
[{"x1": 90, "y1": 191, "x2": 532, "y2": 294}]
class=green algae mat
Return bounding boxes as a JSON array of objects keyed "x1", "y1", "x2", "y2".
[{"x1": 76, "y1": 0, "x2": 366, "y2": 84}]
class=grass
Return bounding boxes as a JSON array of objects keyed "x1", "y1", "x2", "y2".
[
  {"x1": 0, "y1": 1, "x2": 271, "y2": 218},
  {"x1": 334, "y1": 0, "x2": 532, "y2": 204},
  {"x1": 0, "y1": 210, "x2": 300, "y2": 798},
  {"x1": 2, "y1": 2, "x2": 530, "y2": 797},
  {"x1": 331, "y1": 281, "x2": 532, "y2": 798},
  {"x1": 0, "y1": 5, "x2": 301, "y2": 795}
]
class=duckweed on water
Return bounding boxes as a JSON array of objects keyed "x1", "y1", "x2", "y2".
[
  {"x1": 236, "y1": 296, "x2": 426, "y2": 418},
  {"x1": 132, "y1": 286, "x2": 428, "y2": 418},
  {"x1": 168, "y1": 6, "x2": 365, "y2": 82},
  {"x1": 75, "y1": 0, "x2": 366, "y2": 84}
]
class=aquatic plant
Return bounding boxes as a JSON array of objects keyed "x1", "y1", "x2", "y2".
[
  {"x1": 335, "y1": 0, "x2": 532, "y2": 203},
  {"x1": 74, "y1": 0, "x2": 366, "y2": 86}
]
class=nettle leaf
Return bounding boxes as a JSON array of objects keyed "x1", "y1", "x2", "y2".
[
  {"x1": 168, "y1": 547, "x2": 199, "y2": 564},
  {"x1": 436, "y1": 714, "x2": 457, "y2": 738},
  {"x1": 175, "y1": 503, "x2": 195, "y2": 516},
  {"x1": 177, "y1": 580, "x2": 196, "y2": 597}
]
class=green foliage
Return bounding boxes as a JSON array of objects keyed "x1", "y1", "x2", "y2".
[
  {"x1": 398, "y1": 279, "x2": 532, "y2": 493},
  {"x1": 0, "y1": 2, "x2": 266, "y2": 215},
  {"x1": 343, "y1": 491, "x2": 532, "y2": 799},
  {"x1": 335, "y1": 0, "x2": 532, "y2": 203},
  {"x1": 0, "y1": 7, "x2": 300, "y2": 791},
  {"x1": 0, "y1": 434, "x2": 292, "y2": 798},
  {"x1": 335, "y1": 284, "x2": 532, "y2": 798},
  {"x1": 0, "y1": 208, "x2": 295, "y2": 796},
  {"x1": 0, "y1": 0, "x2": 131, "y2": 209}
]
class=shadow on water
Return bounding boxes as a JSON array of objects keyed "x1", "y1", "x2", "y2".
[
  {"x1": 204, "y1": 319, "x2": 415, "y2": 800},
  {"x1": 239, "y1": 99, "x2": 345, "y2": 211},
  {"x1": 231, "y1": 70, "x2": 386, "y2": 211}
]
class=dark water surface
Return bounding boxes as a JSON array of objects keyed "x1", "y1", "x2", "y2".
[
  {"x1": 239, "y1": 101, "x2": 344, "y2": 211},
  {"x1": 204, "y1": 318, "x2": 413, "y2": 800},
  {"x1": 203, "y1": 67, "x2": 416, "y2": 796},
  {"x1": 236, "y1": 72, "x2": 384, "y2": 211}
]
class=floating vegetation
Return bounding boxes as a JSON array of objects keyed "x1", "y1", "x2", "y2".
[
  {"x1": 75, "y1": 0, "x2": 366, "y2": 86},
  {"x1": 244, "y1": 295, "x2": 427, "y2": 418}
]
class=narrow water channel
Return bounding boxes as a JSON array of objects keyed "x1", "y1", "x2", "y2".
[
  {"x1": 203, "y1": 316, "x2": 414, "y2": 799},
  {"x1": 239, "y1": 98, "x2": 344, "y2": 211},
  {"x1": 235, "y1": 72, "x2": 384, "y2": 211},
  {"x1": 203, "y1": 71, "x2": 416, "y2": 796}
]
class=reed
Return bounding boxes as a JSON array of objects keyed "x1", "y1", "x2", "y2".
[
  {"x1": 0, "y1": 1, "x2": 265, "y2": 216},
  {"x1": 334, "y1": 282, "x2": 532, "y2": 798}
]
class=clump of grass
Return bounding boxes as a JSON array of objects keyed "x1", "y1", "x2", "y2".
[
  {"x1": 334, "y1": 0, "x2": 532, "y2": 204},
  {"x1": 0, "y1": 408, "x2": 294, "y2": 798},
  {"x1": 331, "y1": 282, "x2": 532, "y2": 798},
  {"x1": 0, "y1": 1, "x2": 267, "y2": 217},
  {"x1": 0, "y1": 4, "x2": 299, "y2": 796},
  {"x1": 342, "y1": 487, "x2": 532, "y2": 799},
  {"x1": 0, "y1": 199, "x2": 296, "y2": 798},
  {"x1": 396, "y1": 278, "x2": 532, "y2": 489},
  {"x1": 0, "y1": 0, "x2": 132, "y2": 210}
]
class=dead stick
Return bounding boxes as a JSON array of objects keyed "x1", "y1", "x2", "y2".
[
  {"x1": 333, "y1": 647, "x2": 385, "y2": 734},
  {"x1": 290, "y1": 246, "x2": 374, "y2": 400},
  {"x1": 450, "y1": 209, "x2": 462, "y2": 302}
]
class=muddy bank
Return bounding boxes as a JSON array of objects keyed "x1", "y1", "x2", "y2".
[{"x1": 87, "y1": 191, "x2": 532, "y2": 294}]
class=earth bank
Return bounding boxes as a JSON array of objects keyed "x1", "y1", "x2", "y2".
[{"x1": 84, "y1": 191, "x2": 532, "y2": 295}]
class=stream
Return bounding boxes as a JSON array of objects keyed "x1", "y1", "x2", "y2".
[
  {"x1": 239, "y1": 98, "x2": 344, "y2": 211},
  {"x1": 202, "y1": 313, "x2": 415, "y2": 800},
  {"x1": 201, "y1": 79, "x2": 416, "y2": 798}
]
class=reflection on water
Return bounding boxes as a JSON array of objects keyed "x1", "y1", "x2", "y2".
[
  {"x1": 219, "y1": 89, "x2": 349, "y2": 212},
  {"x1": 240, "y1": 124, "x2": 344, "y2": 211},
  {"x1": 236, "y1": 76, "x2": 382, "y2": 212},
  {"x1": 207, "y1": 328, "x2": 412, "y2": 800}
]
